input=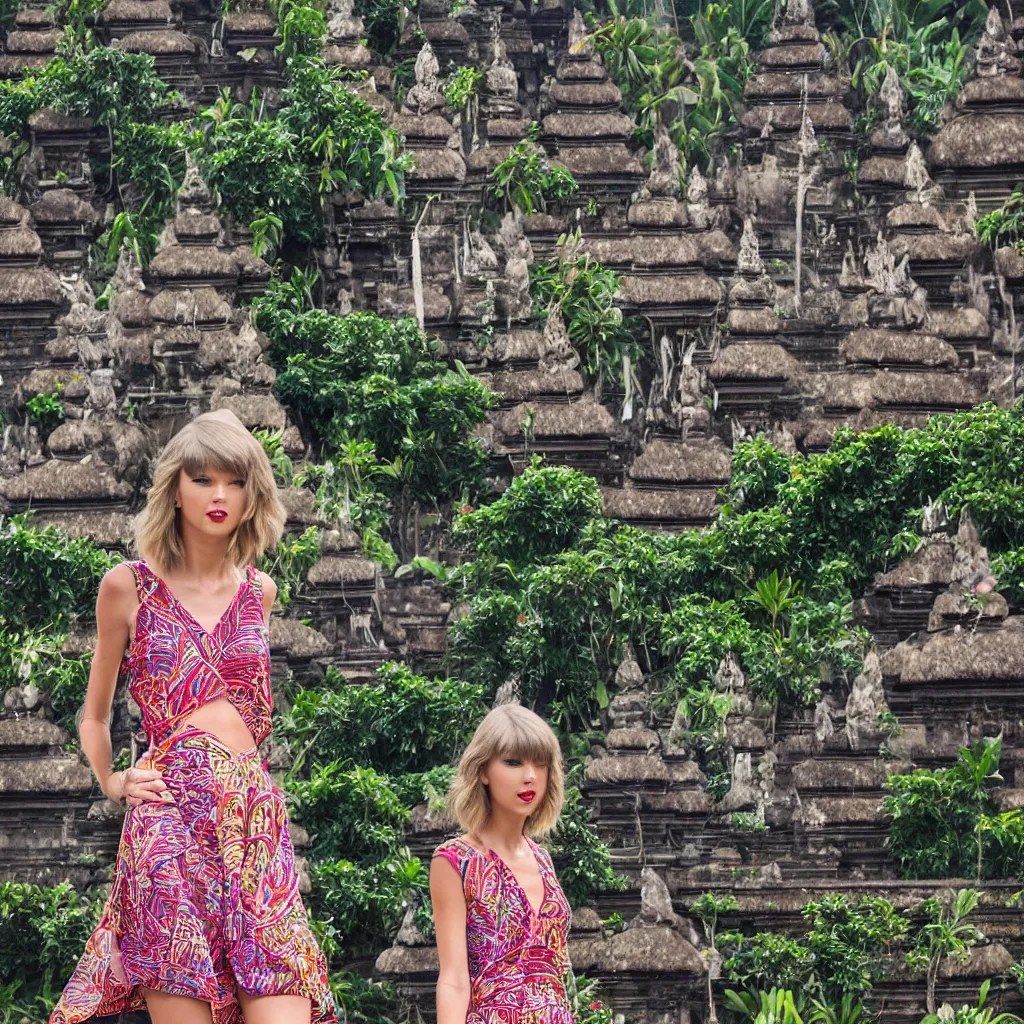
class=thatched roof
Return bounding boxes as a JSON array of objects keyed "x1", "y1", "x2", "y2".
[
  {"x1": 104, "y1": 0, "x2": 172, "y2": 21},
  {"x1": 742, "y1": 101, "x2": 851, "y2": 132},
  {"x1": 542, "y1": 112, "x2": 635, "y2": 140},
  {"x1": 114, "y1": 29, "x2": 195, "y2": 54},
  {"x1": 549, "y1": 80, "x2": 623, "y2": 107},
  {"x1": 839, "y1": 328, "x2": 959, "y2": 368},
  {"x1": 497, "y1": 398, "x2": 615, "y2": 438},
  {"x1": 745, "y1": 70, "x2": 846, "y2": 101},
  {"x1": 150, "y1": 286, "x2": 231, "y2": 325},
  {"x1": 491, "y1": 367, "x2": 584, "y2": 401},
  {"x1": 629, "y1": 438, "x2": 731, "y2": 484},
  {"x1": 0, "y1": 267, "x2": 67, "y2": 306},
  {"x1": 586, "y1": 235, "x2": 702, "y2": 268},
  {"x1": 552, "y1": 144, "x2": 643, "y2": 177},
  {"x1": 887, "y1": 617, "x2": 1024, "y2": 682},
  {"x1": 931, "y1": 112, "x2": 1024, "y2": 169},
  {"x1": 958, "y1": 76, "x2": 1024, "y2": 108},
  {"x1": 0, "y1": 459, "x2": 133, "y2": 502},
  {"x1": 602, "y1": 486, "x2": 718, "y2": 521},
  {"x1": 406, "y1": 148, "x2": 467, "y2": 183},
  {"x1": 617, "y1": 272, "x2": 721, "y2": 307},
  {"x1": 858, "y1": 155, "x2": 907, "y2": 187},
  {"x1": 925, "y1": 307, "x2": 989, "y2": 341},
  {"x1": 708, "y1": 342, "x2": 799, "y2": 381},
  {"x1": 307, "y1": 554, "x2": 377, "y2": 585},
  {"x1": 875, "y1": 538, "x2": 953, "y2": 589},
  {"x1": 30, "y1": 188, "x2": 99, "y2": 225},
  {"x1": 627, "y1": 199, "x2": 687, "y2": 229},
  {"x1": 211, "y1": 392, "x2": 287, "y2": 430}
]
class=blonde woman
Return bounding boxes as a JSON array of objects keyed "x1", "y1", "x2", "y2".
[
  {"x1": 51, "y1": 409, "x2": 336, "y2": 1024},
  {"x1": 431, "y1": 704, "x2": 574, "y2": 1024}
]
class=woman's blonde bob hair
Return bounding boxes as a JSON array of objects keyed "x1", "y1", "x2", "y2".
[
  {"x1": 447, "y1": 704, "x2": 565, "y2": 839},
  {"x1": 133, "y1": 408, "x2": 286, "y2": 570}
]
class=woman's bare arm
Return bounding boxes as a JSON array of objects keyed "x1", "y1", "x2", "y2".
[
  {"x1": 78, "y1": 563, "x2": 168, "y2": 806},
  {"x1": 431, "y1": 855, "x2": 472, "y2": 1024}
]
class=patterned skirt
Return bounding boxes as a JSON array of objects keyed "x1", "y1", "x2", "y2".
[{"x1": 50, "y1": 726, "x2": 337, "y2": 1024}]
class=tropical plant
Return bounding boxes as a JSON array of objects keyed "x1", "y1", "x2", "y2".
[
  {"x1": 905, "y1": 889, "x2": 984, "y2": 1015},
  {"x1": 693, "y1": 891, "x2": 740, "y2": 1023},
  {"x1": 443, "y1": 64, "x2": 483, "y2": 111},
  {"x1": 723, "y1": 988, "x2": 806, "y2": 1024},
  {"x1": 529, "y1": 227, "x2": 639, "y2": 392},
  {"x1": 24, "y1": 383, "x2": 65, "y2": 437},
  {"x1": 884, "y1": 736, "x2": 1011, "y2": 880},
  {"x1": 920, "y1": 978, "x2": 1024, "y2": 1024},
  {"x1": 977, "y1": 185, "x2": 1024, "y2": 254},
  {"x1": 490, "y1": 125, "x2": 579, "y2": 214},
  {"x1": 548, "y1": 782, "x2": 627, "y2": 907},
  {"x1": 278, "y1": 661, "x2": 487, "y2": 778}
]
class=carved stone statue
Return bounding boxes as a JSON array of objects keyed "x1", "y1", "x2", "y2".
[
  {"x1": 903, "y1": 142, "x2": 942, "y2": 203},
  {"x1": 485, "y1": 35, "x2": 519, "y2": 104},
  {"x1": 686, "y1": 164, "x2": 710, "y2": 229},
  {"x1": 567, "y1": 9, "x2": 592, "y2": 57},
  {"x1": 640, "y1": 123, "x2": 681, "y2": 199},
  {"x1": 178, "y1": 152, "x2": 213, "y2": 212},
  {"x1": 976, "y1": 7, "x2": 1021, "y2": 77},
  {"x1": 539, "y1": 306, "x2": 579, "y2": 372},
  {"x1": 326, "y1": 0, "x2": 364, "y2": 44},
  {"x1": 873, "y1": 65, "x2": 908, "y2": 152},
  {"x1": 737, "y1": 217, "x2": 764, "y2": 276},
  {"x1": 402, "y1": 43, "x2": 446, "y2": 116}
]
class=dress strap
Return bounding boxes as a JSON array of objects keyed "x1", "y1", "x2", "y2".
[{"x1": 432, "y1": 837, "x2": 479, "y2": 879}]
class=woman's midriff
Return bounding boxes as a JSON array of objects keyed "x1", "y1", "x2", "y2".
[{"x1": 172, "y1": 697, "x2": 257, "y2": 755}]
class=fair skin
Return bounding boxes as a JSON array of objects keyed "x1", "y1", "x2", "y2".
[
  {"x1": 80, "y1": 464, "x2": 311, "y2": 1024},
  {"x1": 430, "y1": 755, "x2": 550, "y2": 1024}
]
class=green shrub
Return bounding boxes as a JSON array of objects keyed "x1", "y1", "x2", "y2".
[
  {"x1": 309, "y1": 852, "x2": 427, "y2": 960},
  {"x1": 0, "y1": 882, "x2": 102, "y2": 998},
  {"x1": 885, "y1": 736, "x2": 1024, "y2": 880},
  {"x1": 288, "y1": 762, "x2": 409, "y2": 863},
  {"x1": 279, "y1": 662, "x2": 486, "y2": 777},
  {"x1": 0, "y1": 513, "x2": 120, "y2": 631}
]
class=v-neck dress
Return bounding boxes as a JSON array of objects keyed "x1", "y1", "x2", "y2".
[
  {"x1": 433, "y1": 836, "x2": 574, "y2": 1024},
  {"x1": 50, "y1": 560, "x2": 337, "y2": 1024}
]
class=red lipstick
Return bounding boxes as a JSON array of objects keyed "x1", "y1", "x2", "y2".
[{"x1": 206, "y1": 510, "x2": 228, "y2": 522}]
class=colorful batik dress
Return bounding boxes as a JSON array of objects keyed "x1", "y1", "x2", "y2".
[
  {"x1": 51, "y1": 559, "x2": 337, "y2": 1024},
  {"x1": 433, "y1": 835, "x2": 575, "y2": 1024}
]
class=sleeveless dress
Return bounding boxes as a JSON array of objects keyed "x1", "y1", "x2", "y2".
[
  {"x1": 51, "y1": 559, "x2": 337, "y2": 1024},
  {"x1": 432, "y1": 835, "x2": 575, "y2": 1024}
]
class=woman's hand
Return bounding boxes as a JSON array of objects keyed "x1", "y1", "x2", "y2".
[{"x1": 110, "y1": 765, "x2": 173, "y2": 807}]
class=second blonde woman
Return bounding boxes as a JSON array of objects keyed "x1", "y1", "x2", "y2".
[{"x1": 431, "y1": 703, "x2": 574, "y2": 1024}]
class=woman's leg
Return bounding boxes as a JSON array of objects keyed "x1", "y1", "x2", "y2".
[
  {"x1": 238, "y1": 990, "x2": 313, "y2": 1024},
  {"x1": 140, "y1": 986, "x2": 214, "y2": 1024}
]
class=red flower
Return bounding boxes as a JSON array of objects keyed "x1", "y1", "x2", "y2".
[
  {"x1": 590, "y1": 1003, "x2": 603, "y2": 1010},
  {"x1": 516, "y1": 614, "x2": 527, "y2": 625},
  {"x1": 459, "y1": 505, "x2": 474, "y2": 514}
]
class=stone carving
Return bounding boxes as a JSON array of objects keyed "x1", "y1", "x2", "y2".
[
  {"x1": 844, "y1": 650, "x2": 885, "y2": 751},
  {"x1": 326, "y1": 0, "x2": 364, "y2": 44},
  {"x1": 864, "y1": 231, "x2": 927, "y2": 327},
  {"x1": 874, "y1": 65, "x2": 908, "y2": 151},
  {"x1": 539, "y1": 306, "x2": 580, "y2": 372},
  {"x1": 403, "y1": 43, "x2": 445, "y2": 116},
  {"x1": 485, "y1": 35, "x2": 518, "y2": 104},
  {"x1": 630, "y1": 866, "x2": 685, "y2": 929},
  {"x1": 640, "y1": 123, "x2": 682, "y2": 199},
  {"x1": 975, "y1": 6, "x2": 1020, "y2": 78},
  {"x1": 737, "y1": 217, "x2": 764, "y2": 276},
  {"x1": 567, "y1": 9, "x2": 592, "y2": 57},
  {"x1": 686, "y1": 165, "x2": 711, "y2": 229}
]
